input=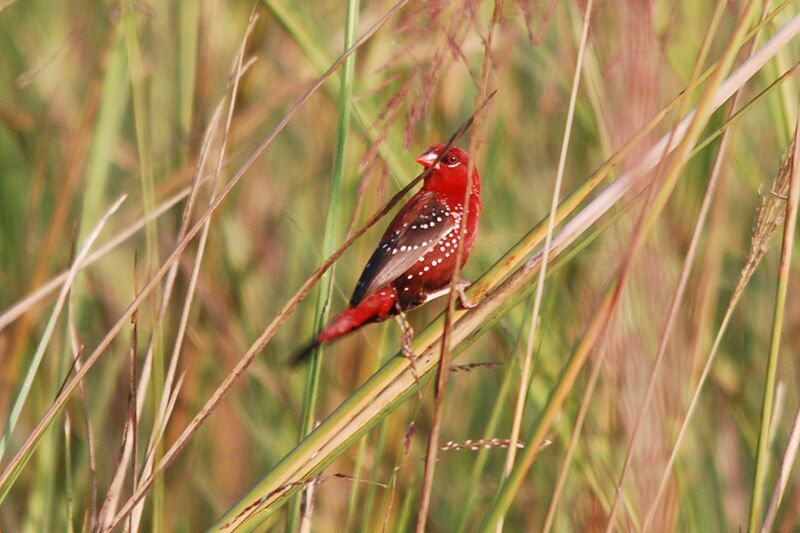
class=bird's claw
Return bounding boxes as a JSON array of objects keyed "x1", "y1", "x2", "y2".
[{"x1": 457, "y1": 281, "x2": 477, "y2": 309}]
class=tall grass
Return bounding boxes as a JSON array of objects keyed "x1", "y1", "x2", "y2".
[{"x1": 2, "y1": 1, "x2": 800, "y2": 531}]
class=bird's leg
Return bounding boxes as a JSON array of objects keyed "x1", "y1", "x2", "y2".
[
  {"x1": 394, "y1": 305, "x2": 420, "y2": 383},
  {"x1": 456, "y1": 280, "x2": 477, "y2": 309}
]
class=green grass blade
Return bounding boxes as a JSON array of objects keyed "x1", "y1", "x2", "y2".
[
  {"x1": 747, "y1": 105, "x2": 800, "y2": 533},
  {"x1": 288, "y1": 1, "x2": 360, "y2": 530}
]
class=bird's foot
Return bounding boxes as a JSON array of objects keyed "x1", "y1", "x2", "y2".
[{"x1": 456, "y1": 280, "x2": 478, "y2": 309}]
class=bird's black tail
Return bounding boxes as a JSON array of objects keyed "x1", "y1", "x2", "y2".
[{"x1": 289, "y1": 339, "x2": 321, "y2": 367}]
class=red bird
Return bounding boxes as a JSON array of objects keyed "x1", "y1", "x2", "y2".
[{"x1": 295, "y1": 144, "x2": 481, "y2": 363}]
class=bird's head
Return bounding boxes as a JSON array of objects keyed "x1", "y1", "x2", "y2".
[{"x1": 416, "y1": 144, "x2": 480, "y2": 196}]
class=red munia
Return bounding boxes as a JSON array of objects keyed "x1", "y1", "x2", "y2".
[{"x1": 294, "y1": 144, "x2": 481, "y2": 363}]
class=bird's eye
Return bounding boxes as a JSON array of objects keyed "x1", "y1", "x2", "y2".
[{"x1": 445, "y1": 154, "x2": 459, "y2": 164}]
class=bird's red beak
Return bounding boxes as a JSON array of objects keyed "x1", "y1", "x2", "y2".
[{"x1": 416, "y1": 151, "x2": 438, "y2": 168}]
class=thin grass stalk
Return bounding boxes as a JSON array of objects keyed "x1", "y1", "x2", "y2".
[
  {"x1": 78, "y1": 59, "x2": 257, "y2": 515},
  {"x1": 0, "y1": 182, "x2": 195, "y2": 332},
  {"x1": 134, "y1": 15, "x2": 258, "y2": 531},
  {"x1": 121, "y1": 4, "x2": 166, "y2": 524},
  {"x1": 353, "y1": 325, "x2": 391, "y2": 533},
  {"x1": 6, "y1": 77, "x2": 99, "y2": 394},
  {"x1": 290, "y1": 1, "x2": 359, "y2": 529},
  {"x1": 604, "y1": 3, "x2": 771, "y2": 529},
  {"x1": 642, "y1": 256, "x2": 763, "y2": 528},
  {"x1": 416, "y1": 2, "x2": 501, "y2": 529},
  {"x1": 542, "y1": 3, "x2": 749, "y2": 523},
  {"x1": 376, "y1": 463, "x2": 402, "y2": 532},
  {"x1": 76, "y1": 27, "x2": 129, "y2": 245},
  {"x1": 603, "y1": 3, "x2": 764, "y2": 528},
  {"x1": 129, "y1": 267, "x2": 140, "y2": 533},
  {"x1": 643, "y1": 113, "x2": 800, "y2": 533},
  {"x1": 344, "y1": 435, "x2": 367, "y2": 530},
  {"x1": 396, "y1": 477, "x2": 417, "y2": 532},
  {"x1": 177, "y1": 0, "x2": 198, "y2": 142},
  {"x1": 146, "y1": 61, "x2": 255, "y2": 433},
  {"x1": 63, "y1": 414, "x2": 73, "y2": 533},
  {"x1": 122, "y1": 1, "x2": 158, "y2": 278},
  {"x1": 578, "y1": 174, "x2": 673, "y2": 532},
  {"x1": 691, "y1": 61, "x2": 800, "y2": 158},
  {"x1": 540, "y1": 340, "x2": 607, "y2": 533},
  {"x1": 0, "y1": 0, "x2": 410, "y2": 509},
  {"x1": 747, "y1": 92, "x2": 800, "y2": 533},
  {"x1": 210, "y1": 19, "x2": 800, "y2": 527},
  {"x1": 769, "y1": 39, "x2": 798, "y2": 143},
  {"x1": 485, "y1": 3, "x2": 765, "y2": 529},
  {"x1": 455, "y1": 318, "x2": 528, "y2": 532},
  {"x1": 95, "y1": 91, "x2": 227, "y2": 530},
  {"x1": 358, "y1": 407, "x2": 390, "y2": 533},
  {"x1": 30, "y1": 365, "x2": 60, "y2": 531},
  {"x1": 500, "y1": 0, "x2": 594, "y2": 505},
  {"x1": 477, "y1": 272, "x2": 614, "y2": 529},
  {"x1": 761, "y1": 404, "x2": 800, "y2": 531},
  {"x1": 262, "y1": 0, "x2": 408, "y2": 184},
  {"x1": 67, "y1": 308, "x2": 98, "y2": 529},
  {"x1": 474, "y1": 191, "x2": 646, "y2": 533},
  {"x1": 0, "y1": 196, "x2": 125, "y2": 461}
]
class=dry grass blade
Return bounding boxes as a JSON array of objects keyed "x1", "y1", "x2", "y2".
[
  {"x1": 0, "y1": 184, "x2": 193, "y2": 333},
  {"x1": 66, "y1": 324, "x2": 97, "y2": 529},
  {"x1": 0, "y1": 195, "x2": 125, "y2": 462},
  {"x1": 594, "y1": 3, "x2": 771, "y2": 530},
  {"x1": 502, "y1": 0, "x2": 594, "y2": 492},
  {"x1": 601, "y1": 3, "x2": 764, "y2": 529},
  {"x1": 761, "y1": 404, "x2": 800, "y2": 531},
  {"x1": 93, "y1": 78, "x2": 228, "y2": 531},
  {"x1": 642, "y1": 102, "x2": 800, "y2": 531},
  {"x1": 129, "y1": 13, "x2": 258, "y2": 531}
]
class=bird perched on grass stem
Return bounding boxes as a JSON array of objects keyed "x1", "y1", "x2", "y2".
[{"x1": 293, "y1": 144, "x2": 481, "y2": 364}]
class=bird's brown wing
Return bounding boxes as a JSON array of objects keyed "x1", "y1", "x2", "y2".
[{"x1": 350, "y1": 192, "x2": 456, "y2": 307}]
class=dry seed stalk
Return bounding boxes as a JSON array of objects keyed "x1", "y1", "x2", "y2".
[
  {"x1": 738, "y1": 141, "x2": 794, "y2": 298},
  {"x1": 440, "y1": 438, "x2": 525, "y2": 452}
]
